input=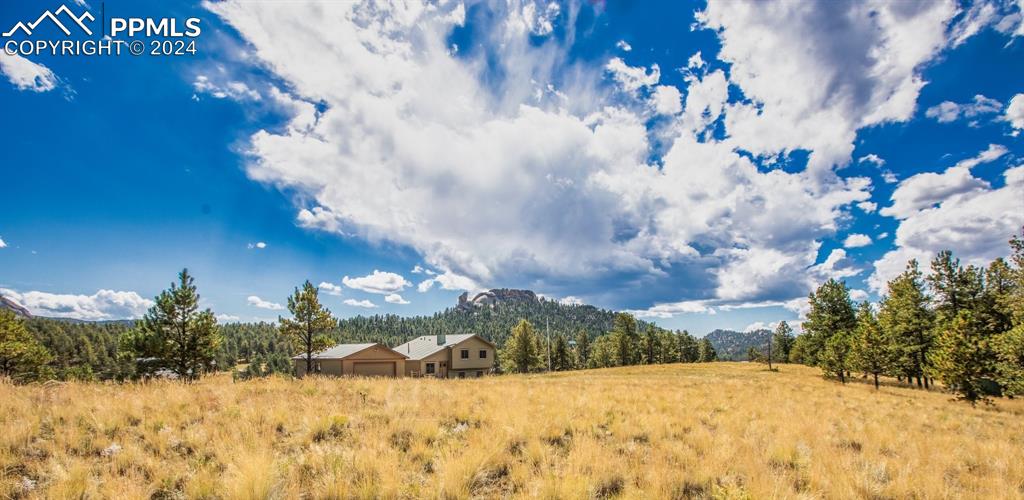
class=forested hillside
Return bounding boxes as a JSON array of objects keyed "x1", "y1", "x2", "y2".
[{"x1": 705, "y1": 329, "x2": 772, "y2": 361}]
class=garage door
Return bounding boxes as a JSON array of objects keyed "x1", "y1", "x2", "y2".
[{"x1": 352, "y1": 362, "x2": 396, "y2": 377}]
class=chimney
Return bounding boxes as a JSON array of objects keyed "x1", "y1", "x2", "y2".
[{"x1": 437, "y1": 333, "x2": 446, "y2": 346}]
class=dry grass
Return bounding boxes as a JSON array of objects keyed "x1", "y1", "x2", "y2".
[{"x1": 2, "y1": 363, "x2": 1023, "y2": 499}]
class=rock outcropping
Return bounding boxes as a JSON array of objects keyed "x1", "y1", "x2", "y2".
[
  {"x1": 457, "y1": 288, "x2": 538, "y2": 311},
  {"x1": 0, "y1": 295, "x2": 32, "y2": 318}
]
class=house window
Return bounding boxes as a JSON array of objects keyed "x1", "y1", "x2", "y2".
[
  {"x1": 458, "y1": 371, "x2": 466, "y2": 378},
  {"x1": 460, "y1": 349, "x2": 469, "y2": 359},
  {"x1": 479, "y1": 350, "x2": 487, "y2": 359},
  {"x1": 425, "y1": 363, "x2": 436, "y2": 374}
]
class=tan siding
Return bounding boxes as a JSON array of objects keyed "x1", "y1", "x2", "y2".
[{"x1": 449, "y1": 336, "x2": 495, "y2": 372}]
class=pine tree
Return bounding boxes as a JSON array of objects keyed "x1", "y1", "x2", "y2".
[
  {"x1": 993, "y1": 229, "x2": 1024, "y2": 396},
  {"x1": 878, "y1": 260, "x2": 933, "y2": 387},
  {"x1": 932, "y1": 311, "x2": 992, "y2": 404},
  {"x1": 611, "y1": 313, "x2": 639, "y2": 366},
  {"x1": 279, "y1": 281, "x2": 337, "y2": 376},
  {"x1": 501, "y1": 319, "x2": 542, "y2": 373},
  {"x1": 851, "y1": 301, "x2": 887, "y2": 389},
  {"x1": 771, "y1": 321, "x2": 795, "y2": 366},
  {"x1": 642, "y1": 325, "x2": 660, "y2": 364},
  {"x1": 575, "y1": 329, "x2": 590, "y2": 368},
  {"x1": 123, "y1": 269, "x2": 222, "y2": 381},
  {"x1": 552, "y1": 334, "x2": 570, "y2": 371},
  {"x1": 820, "y1": 331, "x2": 852, "y2": 383},
  {"x1": 0, "y1": 309, "x2": 53, "y2": 383},
  {"x1": 802, "y1": 279, "x2": 857, "y2": 368},
  {"x1": 678, "y1": 330, "x2": 699, "y2": 362},
  {"x1": 928, "y1": 251, "x2": 982, "y2": 323},
  {"x1": 697, "y1": 338, "x2": 717, "y2": 362}
]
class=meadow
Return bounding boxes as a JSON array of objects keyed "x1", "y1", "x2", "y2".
[{"x1": 2, "y1": 363, "x2": 1023, "y2": 499}]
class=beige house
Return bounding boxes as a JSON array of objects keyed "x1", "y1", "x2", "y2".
[
  {"x1": 393, "y1": 334, "x2": 496, "y2": 378},
  {"x1": 292, "y1": 343, "x2": 408, "y2": 377}
]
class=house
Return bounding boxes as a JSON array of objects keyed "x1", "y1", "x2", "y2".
[
  {"x1": 292, "y1": 343, "x2": 408, "y2": 377},
  {"x1": 392, "y1": 334, "x2": 496, "y2": 378}
]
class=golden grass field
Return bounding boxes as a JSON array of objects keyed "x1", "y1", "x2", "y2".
[{"x1": 2, "y1": 363, "x2": 1023, "y2": 499}]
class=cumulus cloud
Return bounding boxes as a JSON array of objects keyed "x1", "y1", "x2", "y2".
[
  {"x1": 318, "y1": 281, "x2": 343, "y2": 296},
  {"x1": 384, "y1": 293, "x2": 410, "y2": 305},
  {"x1": 193, "y1": 75, "x2": 261, "y2": 101},
  {"x1": 1007, "y1": 93, "x2": 1024, "y2": 132},
  {"x1": 247, "y1": 295, "x2": 283, "y2": 310},
  {"x1": 843, "y1": 233, "x2": 872, "y2": 248},
  {"x1": 342, "y1": 270, "x2": 411, "y2": 295},
  {"x1": 698, "y1": 0, "x2": 960, "y2": 180},
  {"x1": 343, "y1": 298, "x2": 377, "y2": 308},
  {"x1": 858, "y1": 154, "x2": 885, "y2": 167},
  {"x1": 616, "y1": 40, "x2": 632, "y2": 52},
  {"x1": 247, "y1": 241, "x2": 267, "y2": 249},
  {"x1": 203, "y1": 0, "x2": 973, "y2": 315},
  {"x1": 925, "y1": 94, "x2": 1002, "y2": 123},
  {"x1": 0, "y1": 288, "x2": 153, "y2": 320},
  {"x1": 870, "y1": 158, "x2": 1024, "y2": 291},
  {"x1": 559, "y1": 296, "x2": 584, "y2": 306},
  {"x1": 651, "y1": 85, "x2": 682, "y2": 115},
  {"x1": 0, "y1": 53, "x2": 58, "y2": 92},
  {"x1": 0, "y1": 236, "x2": 6, "y2": 248},
  {"x1": 857, "y1": 201, "x2": 877, "y2": 213},
  {"x1": 216, "y1": 313, "x2": 241, "y2": 322},
  {"x1": 880, "y1": 144, "x2": 1006, "y2": 219}
]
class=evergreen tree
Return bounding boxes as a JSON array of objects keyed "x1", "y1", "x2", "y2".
[
  {"x1": 575, "y1": 329, "x2": 591, "y2": 368},
  {"x1": 819, "y1": 331, "x2": 852, "y2": 383},
  {"x1": 771, "y1": 321, "x2": 795, "y2": 365},
  {"x1": 552, "y1": 334, "x2": 571, "y2": 371},
  {"x1": 851, "y1": 302, "x2": 888, "y2": 389},
  {"x1": 928, "y1": 251, "x2": 982, "y2": 323},
  {"x1": 642, "y1": 325, "x2": 660, "y2": 364},
  {"x1": 658, "y1": 330, "x2": 679, "y2": 363},
  {"x1": 501, "y1": 319, "x2": 542, "y2": 373},
  {"x1": 878, "y1": 260, "x2": 933, "y2": 387},
  {"x1": 279, "y1": 281, "x2": 337, "y2": 375},
  {"x1": 697, "y1": 338, "x2": 717, "y2": 362},
  {"x1": 747, "y1": 346, "x2": 762, "y2": 362},
  {"x1": 788, "y1": 334, "x2": 813, "y2": 364},
  {"x1": 802, "y1": 279, "x2": 857, "y2": 367},
  {"x1": 0, "y1": 310, "x2": 53, "y2": 383},
  {"x1": 678, "y1": 330, "x2": 699, "y2": 363},
  {"x1": 121, "y1": 269, "x2": 222, "y2": 381},
  {"x1": 932, "y1": 311, "x2": 992, "y2": 404},
  {"x1": 611, "y1": 313, "x2": 639, "y2": 366},
  {"x1": 993, "y1": 324, "x2": 1024, "y2": 397}
]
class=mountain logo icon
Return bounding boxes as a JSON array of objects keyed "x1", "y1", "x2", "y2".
[{"x1": 3, "y1": 4, "x2": 95, "y2": 37}]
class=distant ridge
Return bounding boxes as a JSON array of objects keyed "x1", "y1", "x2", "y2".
[{"x1": 0, "y1": 295, "x2": 32, "y2": 318}]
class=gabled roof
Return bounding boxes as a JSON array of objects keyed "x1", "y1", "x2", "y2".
[
  {"x1": 292, "y1": 342, "x2": 408, "y2": 360},
  {"x1": 392, "y1": 334, "x2": 494, "y2": 360}
]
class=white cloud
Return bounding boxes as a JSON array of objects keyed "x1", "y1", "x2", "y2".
[
  {"x1": 849, "y1": 289, "x2": 869, "y2": 302},
  {"x1": 606, "y1": 57, "x2": 660, "y2": 93},
  {"x1": 1006, "y1": 93, "x2": 1024, "y2": 132},
  {"x1": 925, "y1": 95, "x2": 1002, "y2": 123},
  {"x1": 744, "y1": 321, "x2": 777, "y2": 332},
  {"x1": 686, "y1": 51, "x2": 705, "y2": 70},
  {"x1": 616, "y1": 40, "x2": 632, "y2": 52},
  {"x1": 204, "y1": 0, "x2": 965, "y2": 315},
  {"x1": 0, "y1": 237, "x2": 6, "y2": 249},
  {"x1": 342, "y1": 270, "x2": 411, "y2": 295},
  {"x1": 247, "y1": 241, "x2": 267, "y2": 249},
  {"x1": 870, "y1": 163, "x2": 1024, "y2": 291},
  {"x1": 651, "y1": 85, "x2": 682, "y2": 115},
  {"x1": 878, "y1": 232, "x2": 889, "y2": 239},
  {"x1": 698, "y1": 0, "x2": 961, "y2": 181},
  {"x1": 558, "y1": 295, "x2": 584, "y2": 306},
  {"x1": 247, "y1": 295, "x2": 284, "y2": 310},
  {"x1": 0, "y1": 288, "x2": 153, "y2": 320},
  {"x1": 880, "y1": 144, "x2": 1006, "y2": 219},
  {"x1": 193, "y1": 75, "x2": 261, "y2": 101},
  {"x1": 216, "y1": 313, "x2": 241, "y2": 322},
  {"x1": 384, "y1": 293, "x2": 410, "y2": 304},
  {"x1": 857, "y1": 201, "x2": 877, "y2": 213},
  {"x1": 0, "y1": 53, "x2": 58, "y2": 92},
  {"x1": 343, "y1": 298, "x2": 377, "y2": 308},
  {"x1": 318, "y1": 281, "x2": 343, "y2": 296},
  {"x1": 843, "y1": 233, "x2": 872, "y2": 248},
  {"x1": 858, "y1": 154, "x2": 885, "y2": 167}
]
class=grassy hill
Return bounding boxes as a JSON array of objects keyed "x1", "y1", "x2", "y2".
[{"x1": 3, "y1": 363, "x2": 1022, "y2": 498}]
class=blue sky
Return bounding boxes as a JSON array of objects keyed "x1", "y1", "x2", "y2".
[{"x1": 1, "y1": 0, "x2": 1022, "y2": 335}]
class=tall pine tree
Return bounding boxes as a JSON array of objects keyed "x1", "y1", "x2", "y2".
[
  {"x1": 851, "y1": 302, "x2": 888, "y2": 389},
  {"x1": 279, "y1": 281, "x2": 337, "y2": 376},
  {"x1": 878, "y1": 260, "x2": 933, "y2": 387},
  {"x1": 803, "y1": 279, "x2": 856, "y2": 379}
]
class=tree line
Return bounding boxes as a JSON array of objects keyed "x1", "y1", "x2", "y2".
[
  {"x1": 498, "y1": 313, "x2": 717, "y2": 373},
  {"x1": 789, "y1": 230, "x2": 1024, "y2": 404}
]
